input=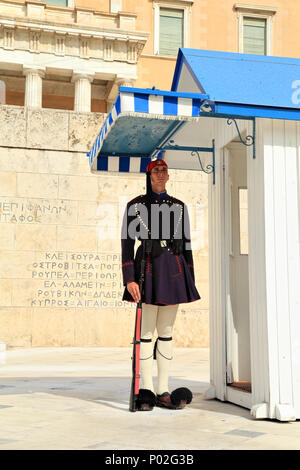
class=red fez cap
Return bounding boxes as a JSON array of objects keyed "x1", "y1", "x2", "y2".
[{"x1": 146, "y1": 159, "x2": 168, "y2": 173}]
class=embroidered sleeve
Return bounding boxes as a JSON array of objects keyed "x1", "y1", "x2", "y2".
[{"x1": 121, "y1": 203, "x2": 136, "y2": 286}]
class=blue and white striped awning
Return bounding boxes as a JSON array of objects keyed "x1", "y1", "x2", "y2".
[{"x1": 87, "y1": 87, "x2": 213, "y2": 173}]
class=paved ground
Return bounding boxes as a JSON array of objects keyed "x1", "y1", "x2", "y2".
[{"x1": 0, "y1": 347, "x2": 299, "y2": 450}]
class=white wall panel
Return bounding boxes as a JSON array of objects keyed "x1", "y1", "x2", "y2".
[
  {"x1": 249, "y1": 118, "x2": 300, "y2": 419},
  {"x1": 207, "y1": 115, "x2": 300, "y2": 419},
  {"x1": 247, "y1": 118, "x2": 270, "y2": 413}
]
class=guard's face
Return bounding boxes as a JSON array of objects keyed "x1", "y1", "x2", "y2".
[{"x1": 150, "y1": 166, "x2": 169, "y2": 186}]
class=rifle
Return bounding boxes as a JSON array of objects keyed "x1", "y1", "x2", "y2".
[{"x1": 129, "y1": 239, "x2": 150, "y2": 412}]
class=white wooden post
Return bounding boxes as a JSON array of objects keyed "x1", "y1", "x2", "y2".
[{"x1": 249, "y1": 118, "x2": 300, "y2": 420}]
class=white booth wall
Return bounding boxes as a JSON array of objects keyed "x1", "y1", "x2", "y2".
[{"x1": 208, "y1": 116, "x2": 300, "y2": 421}]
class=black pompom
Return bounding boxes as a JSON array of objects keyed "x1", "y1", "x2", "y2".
[
  {"x1": 170, "y1": 387, "x2": 193, "y2": 406},
  {"x1": 137, "y1": 389, "x2": 156, "y2": 407}
]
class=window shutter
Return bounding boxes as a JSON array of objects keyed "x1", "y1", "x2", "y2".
[
  {"x1": 243, "y1": 17, "x2": 266, "y2": 55},
  {"x1": 45, "y1": 0, "x2": 68, "y2": 6},
  {"x1": 159, "y1": 8, "x2": 183, "y2": 56}
]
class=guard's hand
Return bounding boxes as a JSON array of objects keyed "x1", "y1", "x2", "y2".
[{"x1": 127, "y1": 281, "x2": 141, "y2": 303}]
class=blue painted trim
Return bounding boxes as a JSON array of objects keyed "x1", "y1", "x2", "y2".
[
  {"x1": 199, "y1": 111, "x2": 254, "y2": 120},
  {"x1": 119, "y1": 156, "x2": 130, "y2": 172},
  {"x1": 134, "y1": 93, "x2": 149, "y2": 113},
  {"x1": 192, "y1": 98, "x2": 201, "y2": 116},
  {"x1": 156, "y1": 150, "x2": 165, "y2": 160},
  {"x1": 140, "y1": 157, "x2": 151, "y2": 173},
  {"x1": 98, "y1": 153, "x2": 151, "y2": 158},
  {"x1": 115, "y1": 95, "x2": 121, "y2": 115},
  {"x1": 171, "y1": 49, "x2": 184, "y2": 92},
  {"x1": 171, "y1": 52, "x2": 207, "y2": 94},
  {"x1": 176, "y1": 47, "x2": 300, "y2": 65},
  {"x1": 163, "y1": 95, "x2": 178, "y2": 115},
  {"x1": 97, "y1": 156, "x2": 108, "y2": 171},
  {"x1": 161, "y1": 145, "x2": 214, "y2": 152},
  {"x1": 89, "y1": 83, "x2": 300, "y2": 171},
  {"x1": 215, "y1": 102, "x2": 300, "y2": 120},
  {"x1": 119, "y1": 86, "x2": 209, "y2": 100}
]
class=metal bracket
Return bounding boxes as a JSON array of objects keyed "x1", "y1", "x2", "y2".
[
  {"x1": 227, "y1": 118, "x2": 256, "y2": 158},
  {"x1": 159, "y1": 138, "x2": 216, "y2": 184},
  {"x1": 192, "y1": 139, "x2": 215, "y2": 184}
]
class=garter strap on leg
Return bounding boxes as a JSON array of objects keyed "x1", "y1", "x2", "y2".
[{"x1": 153, "y1": 336, "x2": 173, "y2": 360}]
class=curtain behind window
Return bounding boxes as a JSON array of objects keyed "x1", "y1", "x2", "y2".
[
  {"x1": 243, "y1": 17, "x2": 266, "y2": 55},
  {"x1": 45, "y1": 0, "x2": 68, "y2": 6},
  {"x1": 159, "y1": 8, "x2": 183, "y2": 56}
]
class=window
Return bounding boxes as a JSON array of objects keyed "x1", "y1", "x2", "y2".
[
  {"x1": 45, "y1": 0, "x2": 74, "y2": 6},
  {"x1": 159, "y1": 8, "x2": 183, "y2": 56},
  {"x1": 235, "y1": 3, "x2": 277, "y2": 56},
  {"x1": 153, "y1": 1, "x2": 192, "y2": 56},
  {"x1": 243, "y1": 17, "x2": 266, "y2": 55},
  {"x1": 45, "y1": 0, "x2": 68, "y2": 5}
]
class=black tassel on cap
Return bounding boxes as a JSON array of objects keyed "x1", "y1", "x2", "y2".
[
  {"x1": 145, "y1": 170, "x2": 152, "y2": 241},
  {"x1": 146, "y1": 170, "x2": 152, "y2": 198}
]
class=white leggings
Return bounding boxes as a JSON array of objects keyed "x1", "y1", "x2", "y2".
[{"x1": 140, "y1": 303, "x2": 179, "y2": 395}]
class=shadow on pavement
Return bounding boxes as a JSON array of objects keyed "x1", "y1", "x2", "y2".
[{"x1": 0, "y1": 375, "x2": 256, "y2": 419}]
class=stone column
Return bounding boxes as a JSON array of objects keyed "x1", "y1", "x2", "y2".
[
  {"x1": 72, "y1": 72, "x2": 94, "y2": 113},
  {"x1": 23, "y1": 66, "x2": 45, "y2": 108}
]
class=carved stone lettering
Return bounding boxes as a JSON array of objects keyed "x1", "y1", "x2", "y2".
[{"x1": 29, "y1": 252, "x2": 126, "y2": 308}]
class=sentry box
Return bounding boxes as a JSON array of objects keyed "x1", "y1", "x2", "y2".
[{"x1": 88, "y1": 48, "x2": 300, "y2": 422}]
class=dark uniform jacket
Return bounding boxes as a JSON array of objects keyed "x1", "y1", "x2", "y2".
[{"x1": 121, "y1": 190, "x2": 200, "y2": 305}]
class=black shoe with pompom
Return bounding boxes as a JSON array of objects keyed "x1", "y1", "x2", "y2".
[
  {"x1": 156, "y1": 387, "x2": 193, "y2": 409},
  {"x1": 136, "y1": 389, "x2": 156, "y2": 411}
]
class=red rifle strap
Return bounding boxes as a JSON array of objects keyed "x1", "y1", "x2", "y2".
[{"x1": 134, "y1": 305, "x2": 142, "y2": 395}]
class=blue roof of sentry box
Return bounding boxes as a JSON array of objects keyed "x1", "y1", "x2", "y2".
[
  {"x1": 88, "y1": 48, "x2": 300, "y2": 174},
  {"x1": 88, "y1": 87, "x2": 211, "y2": 172},
  {"x1": 172, "y1": 48, "x2": 300, "y2": 113}
]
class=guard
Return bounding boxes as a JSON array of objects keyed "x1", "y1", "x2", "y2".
[{"x1": 121, "y1": 155, "x2": 200, "y2": 410}]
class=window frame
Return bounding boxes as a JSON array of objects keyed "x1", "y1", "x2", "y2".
[
  {"x1": 239, "y1": 13, "x2": 271, "y2": 55},
  {"x1": 235, "y1": 4, "x2": 277, "y2": 56},
  {"x1": 153, "y1": 1, "x2": 192, "y2": 56},
  {"x1": 44, "y1": 0, "x2": 74, "y2": 6}
]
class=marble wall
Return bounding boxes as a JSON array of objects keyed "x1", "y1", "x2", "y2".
[{"x1": 0, "y1": 105, "x2": 209, "y2": 348}]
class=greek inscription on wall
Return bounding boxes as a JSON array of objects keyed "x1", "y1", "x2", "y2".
[
  {"x1": 29, "y1": 252, "x2": 127, "y2": 308},
  {"x1": 0, "y1": 198, "x2": 71, "y2": 223}
]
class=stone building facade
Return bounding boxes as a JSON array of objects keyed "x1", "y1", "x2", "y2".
[{"x1": 0, "y1": 0, "x2": 147, "y2": 110}]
